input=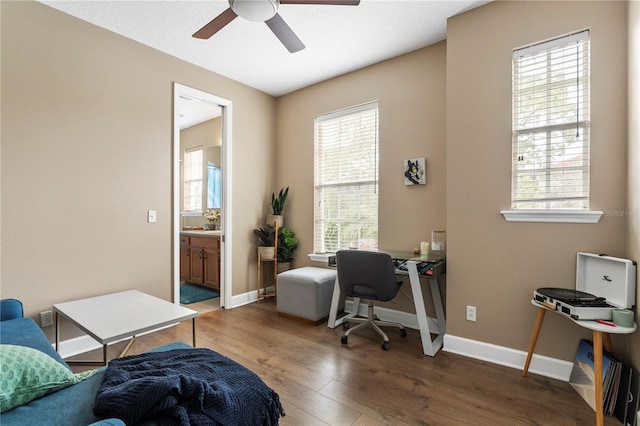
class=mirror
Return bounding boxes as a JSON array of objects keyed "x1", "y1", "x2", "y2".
[
  {"x1": 207, "y1": 162, "x2": 221, "y2": 209},
  {"x1": 179, "y1": 96, "x2": 222, "y2": 229}
]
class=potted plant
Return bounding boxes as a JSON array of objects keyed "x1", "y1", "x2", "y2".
[
  {"x1": 254, "y1": 224, "x2": 276, "y2": 260},
  {"x1": 266, "y1": 187, "x2": 288, "y2": 228},
  {"x1": 203, "y1": 209, "x2": 220, "y2": 230},
  {"x1": 277, "y1": 227, "x2": 299, "y2": 273}
]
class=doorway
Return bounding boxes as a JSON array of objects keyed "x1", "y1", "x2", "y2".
[{"x1": 173, "y1": 83, "x2": 233, "y2": 309}]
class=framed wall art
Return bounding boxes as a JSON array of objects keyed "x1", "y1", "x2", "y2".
[{"x1": 404, "y1": 157, "x2": 426, "y2": 185}]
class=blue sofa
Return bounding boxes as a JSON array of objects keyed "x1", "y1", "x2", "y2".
[
  {"x1": 0, "y1": 299, "x2": 183, "y2": 425},
  {"x1": 1, "y1": 299, "x2": 285, "y2": 426}
]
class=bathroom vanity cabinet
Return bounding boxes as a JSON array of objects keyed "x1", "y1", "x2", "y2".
[{"x1": 180, "y1": 232, "x2": 220, "y2": 290}]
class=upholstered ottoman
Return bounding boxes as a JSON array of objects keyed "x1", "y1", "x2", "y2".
[{"x1": 277, "y1": 267, "x2": 341, "y2": 325}]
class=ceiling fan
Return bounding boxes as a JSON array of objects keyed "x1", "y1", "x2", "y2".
[{"x1": 193, "y1": 0, "x2": 360, "y2": 53}]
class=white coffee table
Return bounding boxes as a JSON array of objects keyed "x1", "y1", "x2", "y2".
[{"x1": 54, "y1": 290, "x2": 198, "y2": 365}]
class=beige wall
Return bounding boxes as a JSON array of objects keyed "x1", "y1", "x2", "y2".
[
  {"x1": 278, "y1": 1, "x2": 633, "y2": 366},
  {"x1": 1, "y1": 1, "x2": 277, "y2": 340},
  {"x1": 276, "y1": 43, "x2": 448, "y2": 314},
  {"x1": 276, "y1": 43, "x2": 447, "y2": 266},
  {"x1": 1, "y1": 0, "x2": 635, "y2": 368},
  {"x1": 447, "y1": 1, "x2": 629, "y2": 362},
  {"x1": 628, "y1": 0, "x2": 640, "y2": 370}
]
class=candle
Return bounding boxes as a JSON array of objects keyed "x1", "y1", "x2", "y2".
[{"x1": 420, "y1": 242, "x2": 430, "y2": 255}]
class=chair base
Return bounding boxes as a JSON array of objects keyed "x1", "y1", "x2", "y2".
[{"x1": 341, "y1": 301, "x2": 406, "y2": 350}]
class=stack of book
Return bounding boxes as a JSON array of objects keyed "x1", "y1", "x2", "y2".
[{"x1": 569, "y1": 339, "x2": 639, "y2": 425}]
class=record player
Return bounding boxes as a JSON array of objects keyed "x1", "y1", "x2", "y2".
[{"x1": 533, "y1": 252, "x2": 636, "y2": 321}]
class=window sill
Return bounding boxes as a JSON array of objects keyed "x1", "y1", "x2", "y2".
[
  {"x1": 308, "y1": 253, "x2": 334, "y2": 263},
  {"x1": 500, "y1": 210, "x2": 603, "y2": 224}
]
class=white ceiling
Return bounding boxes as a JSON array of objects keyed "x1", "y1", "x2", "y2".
[
  {"x1": 39, "y1": 0, "x2": 490, "y2": 98},
  {"x1": 177, "y1": 93, "x2": 222, "y2": 129}
]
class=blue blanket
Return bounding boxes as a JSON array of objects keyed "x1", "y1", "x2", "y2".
[{"x1": 93, "y1": 348, "x2": 284, "y2": 426}]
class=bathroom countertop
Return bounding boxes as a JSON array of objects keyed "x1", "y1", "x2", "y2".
[{"x1": 180, "y1": 230, "x2": 221, "y2": 237}]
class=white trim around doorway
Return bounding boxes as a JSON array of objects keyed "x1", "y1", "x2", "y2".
[{"x1": 173, "y1": 83, "x2": 233, "y2": 309}]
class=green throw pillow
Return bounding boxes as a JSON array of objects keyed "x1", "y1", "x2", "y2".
[{"x1": 0, "y1": 344, "x2": 97, "y2": 413}]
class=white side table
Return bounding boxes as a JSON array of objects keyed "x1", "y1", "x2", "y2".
[{"x1": 522, "y1": 300, "x2": 637, "y2": 426}]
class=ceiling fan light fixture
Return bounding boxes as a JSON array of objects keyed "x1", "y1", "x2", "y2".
[
  {"x1": 194, "y1": 0, "x2": 360, "y2": 53},
  {"x1": 229, "y1": 0, "x2": 279, "y2": 22}
]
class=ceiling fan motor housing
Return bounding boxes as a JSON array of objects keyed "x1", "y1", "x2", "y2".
[{"x1": 229, "y1": 0, "x2": 279, "y2": 22}]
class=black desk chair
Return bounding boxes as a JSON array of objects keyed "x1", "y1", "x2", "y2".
[{"x1": 336, "y1": 250, "x2": 406, "y2": 350}]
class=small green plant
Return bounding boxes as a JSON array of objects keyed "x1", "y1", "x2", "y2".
[
  {"x1": 253, "y1": 225, "x2": 275, "y2": 247},
  {"x1": 271, "y1": 187, "x2": 289, "y2": 215},
  {"x1": 277, "y1": 227, "x2": 299, "y2": 263}
]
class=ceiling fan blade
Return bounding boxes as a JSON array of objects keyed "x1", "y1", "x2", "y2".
[
  {"x1": 193, "y1": 8, "x2": 238, "y2": 39},
  {"x1": 280, "y1": 0, "x2": 360, "y2": 5},
  {"x1": 265, "y1": 13, "x2": 305, "y2": 53}
]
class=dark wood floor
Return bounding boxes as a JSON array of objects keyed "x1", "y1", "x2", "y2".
[{"x1": 71, "y1": 302, "x2": 620, "y2": 425}]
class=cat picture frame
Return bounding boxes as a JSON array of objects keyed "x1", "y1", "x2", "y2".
[{"x1": 404, "y1": 157, "x2": 426, "y2": 185}]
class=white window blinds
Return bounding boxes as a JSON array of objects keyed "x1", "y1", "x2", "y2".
[
  {"x1": 184, "y1": 147, "x2": 203, "y2": 212},
  {"x1": 314, "y1": 102, "x2": 379, "y2": 253},
  {"x1": 512, "y1": 30, "x2": 590, "y2": 209}
]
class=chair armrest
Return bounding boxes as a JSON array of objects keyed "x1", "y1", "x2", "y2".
[{"x1": 1, "y1": 299, "x2": 24, "y2": 321}]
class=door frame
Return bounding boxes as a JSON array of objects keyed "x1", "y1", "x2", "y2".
[{"x1": 173, "y1": 83, "x2": 233, "y2": 308}]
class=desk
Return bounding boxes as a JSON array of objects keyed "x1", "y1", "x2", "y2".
[
  {"x1": 327, "y1": 251, "x2": 446, "y2": 356},
  {"x1": 523, "y1": 300, "x2": 637, "y2": 426}
]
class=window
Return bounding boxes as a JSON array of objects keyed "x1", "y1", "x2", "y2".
[
  {"x1": 511, "y1": 30, "x2": 590, "y2": 210},
  {"x1": 183, "y1": 146, "x2": 203, "y2": 212},
  {"x1": 314, "y1": 102, "x2": 379, "y2": 253}
]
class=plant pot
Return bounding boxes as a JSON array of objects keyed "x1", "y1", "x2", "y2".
[
  {"x1": 258, "y1": 246, "x2": 275, "y2": 260},
  {"x1": 266, "y1": 214, "x2": 283, "y2": 228},
  {"x1": 277, "y1": 262, "x2": 291, "y2": 274}
]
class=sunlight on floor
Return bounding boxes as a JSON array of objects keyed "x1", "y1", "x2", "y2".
[{"x1": 181, "y1": 296, "x2": 220, "y2": 315}]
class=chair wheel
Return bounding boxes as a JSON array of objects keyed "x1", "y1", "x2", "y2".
[
  {"x1": 400, "y1": 328, "x2": 407, "y2": 337},
  {"x1": 381, "y1": 341, "x2": 390, "y2": 351},
  {"x1": 341, "y1": 335, "x2": 348, "y2": 345},
  {"x1": 342, "y1": 321, "x2": 350, "y2": 330}
]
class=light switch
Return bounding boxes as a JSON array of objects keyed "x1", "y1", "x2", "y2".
[{"x1": 148, "y1": 210, "x2": 157, "y2": 223}]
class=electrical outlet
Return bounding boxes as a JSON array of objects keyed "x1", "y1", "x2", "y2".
[
  {"x1": 40, "y1": 310, "x2": 54, "y2": 327},
  {"x1": 466, "y1": 305, "x2": 477, "y2": 322}
]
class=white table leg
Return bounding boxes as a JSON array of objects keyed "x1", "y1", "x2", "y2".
[
  {"x1": 429, "y1": 275, "x2": 446, "y2": 336},
  {"x1": 407, "y1": 261, "x2": 442, "y2": 356},
  {"x1": 327, "y1": 276, "x2": 341, "y2": 329}
]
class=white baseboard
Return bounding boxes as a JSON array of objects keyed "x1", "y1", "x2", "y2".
[
  {"x1": 343, "y1": 302, "x2": 571, "y2": 381},
  {"x1": 345, "y1": 300, "x2": 442, "y2": 333},
  {"x1": 443, "y1": 334, "x2": 573, "y2": 382},
  {"x1": 228, "y1": 290, "x2": 258, "y2": 308},
  {"x1": 229, "y1": 287, "x2": 273, "y2": 308},
  {"x1": 56, "y1": 294, "x2": 572, "y2": 383}
]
